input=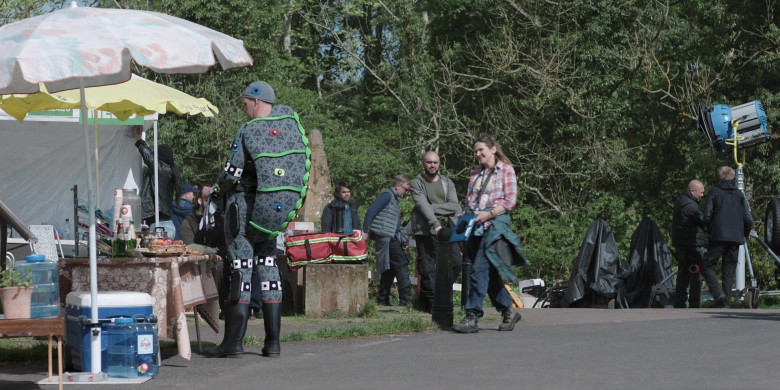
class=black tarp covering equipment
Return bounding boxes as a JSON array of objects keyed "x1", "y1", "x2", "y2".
[
  {"x1": 619, "y1": 218, "x2": 675, "y2": 308},
  {"x1": 561, "y1": 218, "x2": 676, "y2": 309},
  {"x1": 561, "y1": 219, "x2": 624, "y2": 308}
]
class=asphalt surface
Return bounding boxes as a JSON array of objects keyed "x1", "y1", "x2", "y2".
[{"x1": 3, "y1": 307, "x2": 780, "y2": 390}]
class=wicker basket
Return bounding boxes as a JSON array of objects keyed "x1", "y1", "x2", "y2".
[{"x1": 148, "y1": 244, "x2": 186, "y2": 255}]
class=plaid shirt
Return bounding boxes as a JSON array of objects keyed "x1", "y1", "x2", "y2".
[{"x1": 465, "y1": 161, "x2": 517, "y2": 213}]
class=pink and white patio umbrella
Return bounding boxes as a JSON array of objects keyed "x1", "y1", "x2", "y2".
[{"x1": 0, "y1": 1, "x2": 252, "y2": 372}]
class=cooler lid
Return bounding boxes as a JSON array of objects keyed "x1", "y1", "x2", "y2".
[{"x1": 65, "y1": 291, "x2": 154, "y2": 307}]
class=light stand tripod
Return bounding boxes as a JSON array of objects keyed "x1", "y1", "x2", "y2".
[{"x1": 724, "y1": 119, "x2": 761, "y2": 307}]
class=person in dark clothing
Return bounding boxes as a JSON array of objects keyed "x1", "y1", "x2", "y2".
[
  {"x1": 171, "y1": 183, "x2": 197, "y2": 241},
  {"x1": 321, "y1": 182, "x2": 361, "y2": 234},
  {"x1": 133, "y1": 126, "x2": 181, "y2": 236},
  {"x1": 182, "y1": 186, "x2": 232, "y2": 319},
  {"x1": 364, "y1": 175, "x2": 412, "y2": 306},
  {"x1": 672, "y1": 180, "x2": 707, "y2": 308},
  {"x1": 409, "y1": 151, "x2": 462, "y2": 313},
  {"x1": 702, "y1": 166, "x2": 753, "y2": 308}
]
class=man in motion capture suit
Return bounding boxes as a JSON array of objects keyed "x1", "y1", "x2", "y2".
[{"x1": 204, "y1": 81, "x2": 309, "y2": 358}]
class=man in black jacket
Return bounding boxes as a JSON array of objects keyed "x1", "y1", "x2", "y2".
[
  {"x1": 702, "y1": 166, "x2": 753, "y2": 308},
  {"x1": 672, "y1": 180, "x2": 707, "y2": 308},
  {"x1": 321, "y1": 182, "x2": 361, "y2": 234},
  {"x1": 133, "y1": 126, "x2": 181, "y2": 236}
]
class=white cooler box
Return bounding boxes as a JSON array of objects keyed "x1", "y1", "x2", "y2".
[{"x1": 65, "y1": 291, "x2": 154, "y2": 373}]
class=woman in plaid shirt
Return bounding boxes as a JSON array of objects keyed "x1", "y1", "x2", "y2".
[{"x1": 453, "y1": 134, "x2": 521, "y2": 333}]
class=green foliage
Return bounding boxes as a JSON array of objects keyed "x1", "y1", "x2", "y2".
[
  {"x1": 8, "y1": 0, "x2": 780, "y2": 290},
  {"x1": 0, "y1": 267, "x2": 32, "y2": 288},
  {"x1": 0, "y1": 0, "x2": 68, "y2": 24},
  {"x1": 359, "y1": 300, "x2": 378, "y2": 318}
]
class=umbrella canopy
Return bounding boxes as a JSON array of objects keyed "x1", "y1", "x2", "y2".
[
  {"x1": 0, "y1": 74, "x2": 219, "y2": 121},
  {"x1": 0, "y1": 3, "x2": 253, "y2": 94},
  {"x1": 0, "y1": 2, "x2": 252, "y2": 371}
]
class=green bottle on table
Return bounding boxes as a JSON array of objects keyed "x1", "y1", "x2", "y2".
[
  {"x1": 126, "y1": 221, "x2": 137, "y2": 252},
  {"x1": 113, "y1": 221, "x2": 126, "y2": 258}
]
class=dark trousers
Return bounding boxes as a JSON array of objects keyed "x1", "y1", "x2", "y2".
[
  {"x1": 415, "y1": 235, "x2": 462, "y2": 311},
  {"x1": 250, "y1": 266, "x2": 262, "y2": 310},
  {"x1": 378, "y1": 238, "x2": 412, "y2": 305},
  {"x1": 674, "y1": 247, "x2": 702, "y2": 308},
  {"x1": 702, "y1": 241, "x2": 740, "y2": 300}
]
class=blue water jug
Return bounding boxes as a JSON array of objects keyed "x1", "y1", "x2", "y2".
[
  {"x1": 106, "y1": 317, "x2": 138, "y2": 378},
  {"x1": 16, "y1": 253, "x2": 60, "y2": 318}
]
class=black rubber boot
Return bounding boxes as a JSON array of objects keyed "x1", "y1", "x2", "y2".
[
  {"x1": 203, "y1": 302, "x2": 249, "y2": 358},
  {"x1": 377, "y1": 270, "x2": 394, "y2": 306},
  {"x1": 261, "y1": 303, "x2": 282, "y2": 357}
]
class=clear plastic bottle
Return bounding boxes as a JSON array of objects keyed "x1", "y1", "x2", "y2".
[
  {"x1": 63, "y1": 218, "x2": 72, "y2": 240},
  {"x1": 15, "y1": 253, "x2": 60, "y2": 318},
  {"x1": 106, "y1": 317, "x2": 138, "y2": 378}
]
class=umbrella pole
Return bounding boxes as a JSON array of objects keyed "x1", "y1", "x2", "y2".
[
  {"x1": 93, "y1": 112, "x2": 99, "y2": 207},
  {"x1": 154, "y1": 121, "x2": 159, "y2": 228},
  {"x1": 79, "y1": 86, "x2": 103, "y2": 376}
]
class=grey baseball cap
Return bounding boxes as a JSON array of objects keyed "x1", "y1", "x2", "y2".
[{"x1": 243, "y1": 81, "x2": 275, "y2": 104}]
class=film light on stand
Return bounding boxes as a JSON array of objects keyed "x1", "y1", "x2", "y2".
[{"x1": 697, "y1": 101, "x2": 770, "y2": 152}]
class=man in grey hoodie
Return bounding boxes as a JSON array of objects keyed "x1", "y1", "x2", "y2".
[{"x1": 409, "y1": 151, "x2": 462, "y2": 312}]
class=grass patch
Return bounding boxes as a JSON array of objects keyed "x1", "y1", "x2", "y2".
[
  {"x1": 758, "y1": 295, "x2": 780, "y2": 309},
  {"x1": 0, "y1": 338, "x2": 49, "y2": 364},
  {"x1": 359, "y1": 300, "x2": 378, "y2": 318},
  {"x1": 281, "y1": 316, "x2": 437, "y2": 342},
  {"x1": 242, "y1": 315, "x2": 437, "y2": 345}
]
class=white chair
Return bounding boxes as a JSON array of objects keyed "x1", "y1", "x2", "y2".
[{"x1": 28, "y1": 225, "x2": 64, "y2": 261}]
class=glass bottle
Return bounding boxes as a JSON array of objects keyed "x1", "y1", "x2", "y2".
[
  {"x1": 126, "y1": 221, "x2": 137, "y2": 252},
  {"x1": 113, "y1": 221, "x2": 126, "y2": 258}
]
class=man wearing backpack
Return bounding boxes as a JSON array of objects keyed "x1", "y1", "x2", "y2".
[{"x1": 701, "y1": 166, "x2": 753, "y2": 308}]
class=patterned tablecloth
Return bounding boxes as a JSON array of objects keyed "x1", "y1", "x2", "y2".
[{"x1": 59, "y1": 254, "x2": 220, "y2": 361}]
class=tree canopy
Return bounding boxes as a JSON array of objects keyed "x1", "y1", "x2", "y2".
[{"x1": 5, "y1": 0, "x2": 780, "y2": 289}]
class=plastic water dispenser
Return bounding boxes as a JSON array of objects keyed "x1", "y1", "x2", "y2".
[{"x1": 15, "y1": 253, "x2": 60, "y2": 318}]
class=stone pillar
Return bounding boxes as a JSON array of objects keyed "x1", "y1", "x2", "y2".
[
  {"x1": 280, "y1": 129, "x2": 369, "y2": 318},
  {"x1": 303, "y1": 263, "x2": 369, "y2": 318},
  {"x1": 295, "y1": 129, "x2": 332, "y2": 229}
]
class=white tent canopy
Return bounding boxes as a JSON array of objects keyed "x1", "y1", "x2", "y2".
[{"x1": 0, "y1": 109, "x2": 153, "y2": 240}]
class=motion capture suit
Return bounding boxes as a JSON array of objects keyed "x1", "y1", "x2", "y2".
[{"x1": 204, "y1": 87, "x2": 309, "y2": 358}]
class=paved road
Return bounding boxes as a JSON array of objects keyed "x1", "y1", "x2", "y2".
[{"x1": 3, "y1": 308, "x2": 780, "y2": 390}]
